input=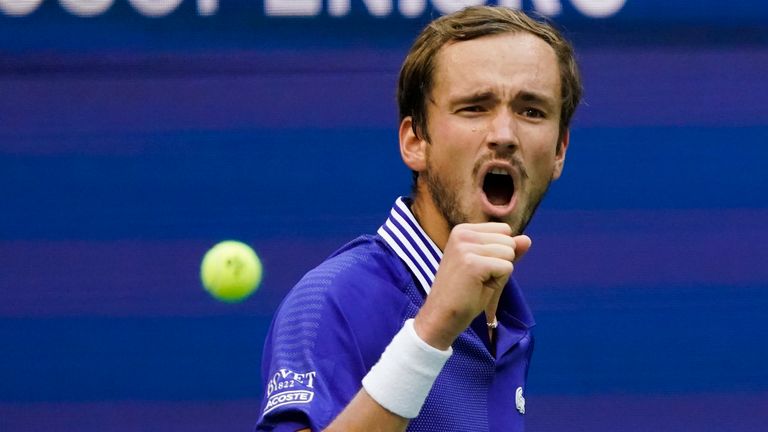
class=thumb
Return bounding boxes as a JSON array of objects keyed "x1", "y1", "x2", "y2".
[{"x1": 512, "y1": 235, "x2": 532, "y2": 263}]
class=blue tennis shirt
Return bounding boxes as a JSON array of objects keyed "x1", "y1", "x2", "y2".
[{"x1": 256, "y1": 197, "x2": 536, "y2": 431}]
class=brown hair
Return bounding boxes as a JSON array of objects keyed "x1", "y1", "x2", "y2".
[{"x1": 398, "y1": 6, "x2": 582, "y2": 143}]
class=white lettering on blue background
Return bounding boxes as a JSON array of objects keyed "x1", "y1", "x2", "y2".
[
  {"x1": 263, "y1": 390, "x2": 314, "y2": 414},
  {"x1": 0, "y1": 0, "x2": 42, "y2": 15},
  {"x1": 0, "y1": 0, "x2": 627, "y2": 19},
  {"x1": 263, "y1": 0, "x2": 627, "y2": 17},
  {"x1": 263, "y1": 368, "x2": 318, "y2": 415},
  {"x1": 59, "y1": 0, "x2": 113, "y2": 16}
]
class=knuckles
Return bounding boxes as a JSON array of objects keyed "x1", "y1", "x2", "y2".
[
  {"x1": 451, "y1": 224, "x2": 476, "y2": 242},
  {"x1": 444, "y1": 223, "x2": 521, "y2": 272}
]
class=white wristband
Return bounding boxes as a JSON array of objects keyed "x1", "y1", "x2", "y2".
[{"x1": 361, "y1": 319, "x2": 453, "y2": 419}]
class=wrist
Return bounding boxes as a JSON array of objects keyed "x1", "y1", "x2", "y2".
[
  {"x1": 361, "y1": 319, "x2": 453, "y2": 419},
  {"x1": 413, "y1": 310, "x2": 461, "y2": 351}
]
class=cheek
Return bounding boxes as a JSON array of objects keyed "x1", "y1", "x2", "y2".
[
  {"x1": 525, "y1": 142, "x2": 559, "y2": 179},
  {"x1": 426, "y1": 146, "x2": 476, "y2": 195},
  {"x1": 428, "y1": 150, "x2": 460, "y2": 182},
  {"x1": 427, "y1": 134, "x2": 473, "y2": 172},
  {"x1": 525, "y1": 128, "x2": 560, "y2": 161}
]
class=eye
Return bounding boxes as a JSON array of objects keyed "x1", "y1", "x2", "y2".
[
  {"x1": 521, "y1": 108, "x2": 546, "y2": 119},
  {"x1": 458, "y1": 105, "x2": 487, "y2": 113}
]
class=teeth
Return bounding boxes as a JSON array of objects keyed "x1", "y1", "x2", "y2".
[{"x1": 489, "y1": 168, "x2": 508, "y2": 175}]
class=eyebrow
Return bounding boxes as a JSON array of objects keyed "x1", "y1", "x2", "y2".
[
  {"x1": 449, "y1": 91, "x2": 498, "y2": 106},
  {"x1": 517, "y1": 90, "x2": 557, "y2": 109},
  {"x1": 448, "y1": 89, "x2": 556, "y2": 109}
]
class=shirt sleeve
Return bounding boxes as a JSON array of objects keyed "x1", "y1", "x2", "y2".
[
  {"x1": 255, "y1": 240, "x2": 414, "y2": 431},
  {"x1": 255, "y1": 265, "x2": 371, "y2": 431}
]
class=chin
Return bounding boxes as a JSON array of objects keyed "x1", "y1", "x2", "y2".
[{"x1": 493, "y1": 215, "x2": 526, "y2": 235}]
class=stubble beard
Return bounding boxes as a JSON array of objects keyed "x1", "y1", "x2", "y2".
[{"x1": 422, "y1": 160, "x2": 553, "y2": 236}]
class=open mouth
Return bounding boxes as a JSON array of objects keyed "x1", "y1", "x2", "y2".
[{"x1": 482, "y1": 168, "x2": 515, "y2": 206}]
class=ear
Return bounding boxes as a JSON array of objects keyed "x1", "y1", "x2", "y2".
[
  {"x1": 399, "y1": 116, "x2": 427, "y2": 172},
  {"x1": 552, "y1": 128, "x2": 570, "y2": 180}
]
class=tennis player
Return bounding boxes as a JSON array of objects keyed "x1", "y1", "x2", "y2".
[{"x1": 256, "y1": 5, "x2": 582, "y2": 431}]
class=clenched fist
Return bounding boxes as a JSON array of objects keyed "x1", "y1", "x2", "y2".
[{"x1": 413, "y1": 223, "x2": 531, "y2": 350}]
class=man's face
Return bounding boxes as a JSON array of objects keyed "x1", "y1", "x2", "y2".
[{"x1": 416, "y1": 32, "x2": 568, "y2": 235}]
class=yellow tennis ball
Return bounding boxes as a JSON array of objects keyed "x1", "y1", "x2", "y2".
[{"x1": 200, "y1": 240, "x2": 262, "y2": 303}]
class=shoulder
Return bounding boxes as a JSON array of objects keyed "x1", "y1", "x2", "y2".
[
  {"x1": 257, "y1": 235, "x2": 422, "y2": 429},
  {"x1": 271, "y1": 235, "x2": 415, "y2": 354},
  {"x1": 283, "y1": 235, "x2": 410, "y2": 312}
]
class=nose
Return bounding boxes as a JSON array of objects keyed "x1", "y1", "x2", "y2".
[{"x1": 486, "y1": 109, "x2": 518, "y2": 152}]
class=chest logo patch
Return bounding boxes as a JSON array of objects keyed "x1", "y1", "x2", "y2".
[{"x1": 515, "y1": 386, "x2": 526, "y2": 414}]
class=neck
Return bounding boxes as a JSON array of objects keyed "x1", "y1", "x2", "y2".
[{"x1": 410, "y1": 186, "x2": 451, "y2": 251}]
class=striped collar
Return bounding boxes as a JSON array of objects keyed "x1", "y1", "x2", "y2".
[{"x1": 377, "y1": 197, "x2": 442, "y2": 295}]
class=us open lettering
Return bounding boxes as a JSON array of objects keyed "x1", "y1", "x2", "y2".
[
  {"x1": 1, "y1": 0, "x2": 625, "y2": 19},
  {"x1": 265, "y1": 0, "x2": 626, "y2": 17}
]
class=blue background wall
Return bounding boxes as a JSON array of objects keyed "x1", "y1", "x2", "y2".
[{"x1": 2, "y1": 1, "x2": 767, "y2": 430}]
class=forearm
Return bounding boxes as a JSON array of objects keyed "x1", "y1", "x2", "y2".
[
  {"x1": 325, "y1": 389, "x2": 409, "y2": 432},
  {"x1": 328, "y1": 318, "x2": 451, "y2": 431}
]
